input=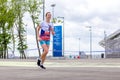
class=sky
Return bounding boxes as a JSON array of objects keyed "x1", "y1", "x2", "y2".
[{"x1": 21, "y1": 0, "x2": 120, "y2": 57}]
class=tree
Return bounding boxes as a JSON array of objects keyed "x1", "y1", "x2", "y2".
[
  {"x1": 0, "y1": 0, "x2": 16, "y2": 58},
  {"x1": 14, "y1": 0, "x2": 28, "y2": 59},
  {"x1": 0, "y1": 0, "x2": 28, "y2": 59},
  {"x1": 26, "y1": 0, "x2": 43, "y2": 57}
]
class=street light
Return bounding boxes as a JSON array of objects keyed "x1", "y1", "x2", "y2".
[
  {"x1": 51, "y1": 4, "x2": 56, "y2": 57},
  {"x1": 25, "y1": 24, "x2": 28, "y2": 58},
  {"x1": 51, "y1": 4, "x2": 56, "y2": 20},
  {"x1": 104, "y1": 31, "x2": 107, "y2": 58},
  {"x1": 42, "y1": 0, "x2": 45, "y2": 20},
  {"x1": 86, "y1": 26, "x2": 92, "y2": 59},
  {"x1": 57, "y1": 17, "x2": 65, "y2": 57},
  {"x1": 79, "y1": 38, "x2": 81, "y2": 55}
]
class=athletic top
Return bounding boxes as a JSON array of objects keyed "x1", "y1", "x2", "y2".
[{"x1": 39, "y1": 21, "x2": 53, "y2": 40}]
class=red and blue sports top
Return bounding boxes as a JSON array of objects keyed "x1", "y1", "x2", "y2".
[{"x1": 40, "y1": 21, "x2": 53, "y2": 40}]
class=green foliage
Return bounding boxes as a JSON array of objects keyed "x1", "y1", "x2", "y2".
[
  {"x1": 0, "y1": 0, "x2": 16, "y2": 58},
  {"x1": 27, "y1": 0, "x2": 42, "y2": 25},
  {"x1": 26, "y1": 0, "x2": 43, "y2": 57},
  {"x1": 17, "y1": 43, "x2": 28, "y2": 51},
  {"x1": 52, "y1": 18, "x2": 63, "y2": 24},
  {"x1": 0, "y1": 0, "x2": 43, "y2": 58},
  {"x1": 0, "y1": 33, "x2": 11, "y2": 44},
  {"x1": 14, "y1": 0, "x2": 28, "y2": 59}
]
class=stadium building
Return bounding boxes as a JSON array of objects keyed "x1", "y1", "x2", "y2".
[{"x1": 99, "y1": 29, "x2": 120, "y2": 58}]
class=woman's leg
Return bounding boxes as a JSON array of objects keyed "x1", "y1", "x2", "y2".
[{"x1": 41, "y1": 44, "x2": 49, "y2": 64}]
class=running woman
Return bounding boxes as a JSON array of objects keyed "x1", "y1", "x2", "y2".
[{"x1": 36, "y1": 12, "x2": 54, "y2": 69}]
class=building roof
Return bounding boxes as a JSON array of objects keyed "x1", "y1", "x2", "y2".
[{"x1": 99, "y1": 29, "x2": 120, "y2": 47}]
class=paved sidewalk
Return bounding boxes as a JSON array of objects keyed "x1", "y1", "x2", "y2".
[{"x1": 0, "y1": 59, "x2": 120, "y2": 80}]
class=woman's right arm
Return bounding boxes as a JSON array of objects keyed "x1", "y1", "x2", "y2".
[{"x1": 36, "y1": 25, "x2": 41, "y2": 41}]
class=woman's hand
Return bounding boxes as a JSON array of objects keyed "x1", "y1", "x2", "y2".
[
  {"x1": 52, "y1": 31, "x2": 55, "y2": 35},
  {"x1": 37, "y1": 37, "x2": 42, "y2": 41}
]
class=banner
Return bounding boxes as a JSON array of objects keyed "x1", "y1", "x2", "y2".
[{"x1": 53, "y1": 25, "x2": 62, "y2": 57}]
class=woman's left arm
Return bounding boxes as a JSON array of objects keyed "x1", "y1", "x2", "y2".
[{"x1": 51, "y1": 27, "x2": 55, "y2": 35}]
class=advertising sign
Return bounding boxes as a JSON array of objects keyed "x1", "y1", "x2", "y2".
[{"x1": 53, "y1": 25, "x2": 62, "y2": 57}]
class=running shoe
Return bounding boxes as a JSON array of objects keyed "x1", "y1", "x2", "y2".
[
  {"x1": 37, "y1": 58, "x2": 41, "y2": 66},
  {"x1": 40, "y1": 64, "x2": 46, "y2": 69}
]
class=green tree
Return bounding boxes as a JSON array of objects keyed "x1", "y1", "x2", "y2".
[
  {"x1": 14, "y1": 0, "x2": 28, "y2": 59},
  {"x1": 26, "y1": 0, "x2": 42, "y2": 57},
  {"x1": 0, "y1": 0, "x2": 16, "y2": 58}
]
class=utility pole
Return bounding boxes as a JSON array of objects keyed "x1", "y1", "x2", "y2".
[
  {"x1": 86, "y1": 26, "x2": 92, "y2": 59},
  {"x1": 51, "y1": 4, "x2": 56, "y2": 21},
  {"x1": 104, "y1": 31, "x2": 107, "y2": 58},
  {"x1": 43, "y1": 0, "x2": 45, "y2": 20}
]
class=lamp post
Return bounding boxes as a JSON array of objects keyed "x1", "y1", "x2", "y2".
[
  {"x1": 86, "y1": 26, "x2": 92, "y2": 59},
  {"x1": 79, "y1": 38, "x2": 81, "y2": 55},
  {"x1": 57, "y1": 17, "x2": 65, "y2": 57},
  {"x1": 42, "y1": 0, "x2": 45, "y2": 20},
  {"x1": 25, "y1": 24, "x2": 28, "y2": 58},
  {"x1": 104, "y1": 31, "x2": 107, "y2": 58},
  {"x1": 51, "y1": 4, "x2": 56, "y2": 20}
]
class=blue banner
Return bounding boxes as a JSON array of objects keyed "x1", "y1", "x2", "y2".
[{"x1": 53, "y1": 25, "x2": 62, "y2": 57}]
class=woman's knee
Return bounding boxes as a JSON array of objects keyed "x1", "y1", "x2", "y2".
[
  {"x1": 44, "y1": 49, "x2": 49, "y2": 54},
  {"x1": 42, "y1": 44, "x2": 49, "y2": 54}
]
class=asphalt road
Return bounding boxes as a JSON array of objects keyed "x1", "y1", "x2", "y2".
[{"x1": 0, "y1": 59, "x2": 120, "y2": 80}]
